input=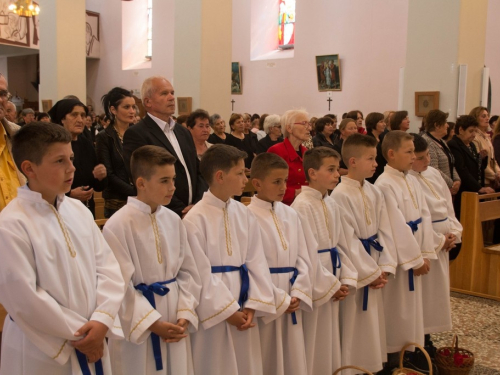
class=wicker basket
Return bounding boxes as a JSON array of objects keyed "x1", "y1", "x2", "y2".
[
  {"x1": 435, "y1": 335, "x2": 474, "y2": 375},
  {"x1": 393, "y1": 342, "x2": 432, "y2": 375},
  {"x1": 333, "y1": 365, "x2": 373, "y2": 375}
]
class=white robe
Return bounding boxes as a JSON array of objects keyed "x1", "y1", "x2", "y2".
[
  {"x1": 332, "y1": 177, "x2": 398, "y2": 374},
  {"x1": 409, "y1": 167, "x2": 463, "y2": 334},
  {"x1": 0, "y1": 186, "x2": 125, "y2": 375},
  {"x1": 291, "y1": 186, "x2": 358, "y2": 375},
  {"x1": 248, "y1": 196, "x2": 313, "y2": 375},
  {"x1": 375, "y1": 165, "x2": 436, "y2": 353},
  {"x1": 102, "y1": 197, "x2": 202, "y2": 375},
  {"x1": 183, "y1": 191, "x2": 276, "y2": 375}
]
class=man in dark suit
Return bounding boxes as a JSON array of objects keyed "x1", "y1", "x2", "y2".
[{"x1": 123, "y1": 76, "x2": 207, "y2": 217}]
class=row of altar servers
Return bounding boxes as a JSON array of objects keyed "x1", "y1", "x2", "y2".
[{"x1": 0, "y1": 167, "x2": 461, "y2": 375}]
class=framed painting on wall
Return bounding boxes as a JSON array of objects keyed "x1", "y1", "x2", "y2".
[
  {"x1": 0, "y1": 6, "x2": 30, "y2": 47},
  {"x1": 41, "y1": 99, "x2": 52, "y2": 113},
  {"x1": 316, "y1": 54, "x2": 341, "y2": 91},
  {"x1": 86, "y1": 11, "x2": 100, "y2": 58},
  {"x1": 177, "y1": 97, "x2": 192, "y2": 116},
  {"x1": 415, "y1": 91, "x2": 439, "y2": 117},
  {"x1": 231, "y1": 62, "x2": 242, "y2": 95}
]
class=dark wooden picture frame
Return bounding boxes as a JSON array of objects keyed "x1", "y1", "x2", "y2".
[
  {"x1": 316, "y1": 54, "x2": 342, "y2": 91},
  {"x1": 177, "y1": 97, "x2": 192, "y2": 116},
  {"x1": 415, "y1": 91, "x2": 440, "y2": 117}
]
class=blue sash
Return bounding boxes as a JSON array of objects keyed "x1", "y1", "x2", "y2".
[
  {"x1": 211, "y1": 265, "x2": 249, "y2": 309},
  {"x1": 75, "y1": 349, "x2": 104, "y2": 375},
  {"x1": 432, "y1": 217, "x2": 448, "y2": 224},
  {"x1": 359, "y1": 234, "x2": 384, "y2": 311},
  {"x1": 135, "y1": 278, "x2": 177, "y2": 371},
  {"x1": 269, "y1": 267, "x2": 299, "y2": 324},
  {"x1": 318, "y1": 247, "x2": 341, "y2": 276},
  {"x1": 10, "y1": 316, "x2": 104, "y2": 375},
  {"x1": 406, "y1": 217, "x2": 422, "y2": 292}
]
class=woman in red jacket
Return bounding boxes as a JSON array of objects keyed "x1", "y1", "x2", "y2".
[{"x1": 268, "y1": 109, "x2": 311, "y2": 205}]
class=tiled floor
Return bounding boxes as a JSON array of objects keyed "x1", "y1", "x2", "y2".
[{"x1": 432, "y1": 292, "x2": 500, "y2": 374}]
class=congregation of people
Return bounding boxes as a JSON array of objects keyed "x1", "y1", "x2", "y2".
[{"x1": 1, "y1": 72, "x2": 499, "y2": 375}]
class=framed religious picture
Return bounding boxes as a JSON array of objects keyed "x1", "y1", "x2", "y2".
[
  {"x1": 231, "y1": 62, "x2": 242, "y2": 95},
  {"x1": 415, "y1": 91, "x2": 439, "y2": 117},
  {"x1": 86, "y1": 11, "x2": 100, "y2": 58},
  {"x1": 316, "y1": 54, "x2": 341, "y2": 92},
  {"x1": 41, "y1": 100, "x2": 52, "y2": 113},
  {"x1": 177, "y1": 97, "x2": 192, "y2": 116}
]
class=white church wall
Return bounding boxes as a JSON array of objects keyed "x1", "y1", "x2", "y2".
[
  {"x1": 485, "y1": 0, "x2": 500, "y2": 117},
  {"x1": 232, "y1": 0, "x2": 410, "y2": 119},
  {"x1": 85, "y1": 0, "x2": 174, "y2": 112}
]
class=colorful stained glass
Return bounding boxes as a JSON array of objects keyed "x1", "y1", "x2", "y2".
[{"x1": 278, "y1": 0, "x2": 295, "y2": 49}]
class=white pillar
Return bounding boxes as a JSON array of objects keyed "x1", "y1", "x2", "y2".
[
  {"x1": 173, "y1": 0, "x2": 232, "y2": 121},
  {"x1": 39, "y1": 0, "x2": 86, "y2": 107}
]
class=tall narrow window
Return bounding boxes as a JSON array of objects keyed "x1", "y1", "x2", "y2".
[
  {"x1": 146, "y1": 0, "x2": 153, "y2": 59},
  {"x1": 278, "y1": 0, "x2": 295, "y2": 50}
]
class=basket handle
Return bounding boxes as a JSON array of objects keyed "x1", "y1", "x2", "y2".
[
  {"x1": 452, "y1": 334, "x2": 459, "y2": 351},
  {"x1": 333, "y1": 365, "x2": 374, "y2": 375},
  {"x1": 399, "y1": 342, "x2": 433, "y2": 375}
]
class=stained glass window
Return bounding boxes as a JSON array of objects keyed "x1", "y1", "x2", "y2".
[
  {"x1": 278, "y1": 0, "x2": 295, "y2": 49},
  {"x1": 147, "y1": 0, "x2": 153, "y2": 59}
]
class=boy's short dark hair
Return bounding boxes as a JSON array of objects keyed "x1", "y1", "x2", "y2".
[
  {"x1": 410, "y1": 133, "x2": 429, "y2": 153},
  {"x1": 12, "y1": 122, "x2": 72, "y2": 174},
  {"x1": 342, "y1": 133, "x2": 377, "y2": 163},
  {"x1": 303, "y1": 147, "x2": 340, "y2": 182},
  {"x1": 186, "y1": 109, "x2": 210, "y2": 129},
  {"x1": 250, "y1": 153, "x2": 288, "y2": 180},
  {"x1": 381, "y1": 130, "x2": 413, "y2": 161},
  {"x1": 130, "y1": 145, "x2": 176, "y2": 184},
  {"x1": 200, "y1": 144, "x2": 247, "y2": 185}
]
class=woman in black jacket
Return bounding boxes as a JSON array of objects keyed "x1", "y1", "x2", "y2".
[
  {"x1": 312, "y1": 116, "x2": 336, "y2": 149},
  {"x1": 448, "y1": 115, "x2": 494, "y2": 221},
  {"x1": 48, "y1": 99, "x2": 108, "y2": 217},
  {"x1": 96, "y1": 87, "x2": 136, "y2": 218}
]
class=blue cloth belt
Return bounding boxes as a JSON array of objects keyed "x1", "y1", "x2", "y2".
[
  {"x1": 406, "y1": 217, "x2": 422, "y2": 292},
  {"x1": 135, "y1": 278, "x2": 177, "y2": 371},
  {"x1": 75, "y1": 349, "x2": 104, "y2": 375},
  {"x1": 432, "y1": 217, "x2": 448, "y2": 224},
  {"x1": 318, "y1": 247, "x2": 341, "y2": 276},
  {"x1": 211, "y1": 265, "x2": 249, "y2": 309},
  {"x1": 10, "y1": 315, "x2": 104, "y2": 375},
  {"x1": 359, "y1": 234, "x2": 384, "y2": 311},
  {"x1": 269, "y1": 267, "x2": 299, "y2": 324}
]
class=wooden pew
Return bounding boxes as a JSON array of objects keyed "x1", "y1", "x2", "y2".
[{"x1": 450, "y1": 192, "x2": 500, "y2": 301}]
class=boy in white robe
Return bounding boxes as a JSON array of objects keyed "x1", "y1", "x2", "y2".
[
  {"x1": 374, "y1": 131, "x2": 437, "y2": 370},
  {"x1": 0, "y1": 123, "x2": 125, "y2": 375},
  {"x1": 183, "y1": 144, "x2": 276, "y2": 375},
  {"x1": 291, "y1": 147, "x2": 358, "y2": 375},
  {"x1": 103, "y1": 145, "x2": 202, "y2": 375},
  {"x1": 331, "y1": 134, "x2": 398, "y2": 374},
  {"x1": 247, "y1": 153, "x2": 313, "y2": 375},
  {"x1": 410, "y1": 134, "x2": 462, "y2": 352}
]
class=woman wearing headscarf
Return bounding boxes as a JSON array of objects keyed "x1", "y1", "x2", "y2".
[{"x1": 48, "y1": 98, "x2": 107, "y2": 217}]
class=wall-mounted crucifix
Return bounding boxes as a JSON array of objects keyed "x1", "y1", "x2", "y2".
[
  {"x1": 327, "y1": 97, "x2": 332, "y2": 111},
  {"x1": 231, "y1": 99, "x2": 235, "y2": 111}
]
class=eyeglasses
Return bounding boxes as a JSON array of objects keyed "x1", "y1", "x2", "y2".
[
  {"x1": 0, "y1": 90, "x2": 12, "y2": 100},
  {"x1": 294, "y1": 121, "x2": 312, "y2": 127}
]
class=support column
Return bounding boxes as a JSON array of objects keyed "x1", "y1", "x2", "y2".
[
  {"x1": 402, "y1": 0, "x2": 488, "y2": 128},
  {"x1": 39, "y1": 0, "x2": 86, "y2": 107},
  {"x1": 174, "y1": 0, "x2": 232, "y2": 122}
]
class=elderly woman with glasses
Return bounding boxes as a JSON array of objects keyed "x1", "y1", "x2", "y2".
[
  {"x1": 268, "y1": 109, "x2": 311, "y2": 205},
  {"x1": 256, "y1": 114, "x2": 283, "y2": 154}
]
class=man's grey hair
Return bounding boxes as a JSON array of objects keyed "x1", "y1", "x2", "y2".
[
  {"x1": 141, "y1": 76, "x2": 169, "y2": 102},
  {"x1": 264, "y1": 114, "x2": 280, "y2": 134}
]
